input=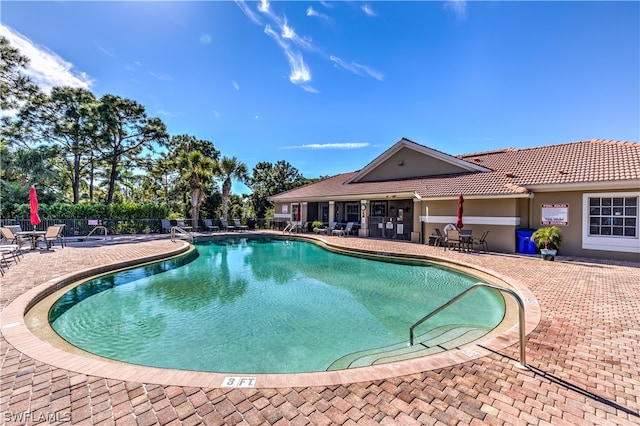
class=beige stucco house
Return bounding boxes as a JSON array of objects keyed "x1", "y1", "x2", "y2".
[{"x1": 269, "y1": 138, "x2": 640, "y2": 261}]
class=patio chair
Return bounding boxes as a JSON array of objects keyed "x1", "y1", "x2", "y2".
[
  {"x1": 233, "y1": 219, "x2": 249, "y2": 232},
  {"x1": 0, "y1": 227, "x2": 29, "y2": 252},
  {"x1": 203, "y1": 219, "x2": 219, "y2": 232},
  {"x1": 41, "y1": 224, "x2": 66, "y2": 250},
  {"x1": 221, "y1": 219, "x2": 235, "y2": 232},
  {"x1": 444, "y1": 229, "x2": 462, "y2": 251},
  {"x1": 428, "y1": 228, "x2": 443, "y2": 246},
  {"x1": 332, "y1": 222, "x2": 355, "y2": 237},
  {"x1": 472, "y1": 230, "x2": 490, "y2": 253}
]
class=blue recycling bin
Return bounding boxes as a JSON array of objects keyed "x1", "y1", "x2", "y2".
[{"x1": 516, "y1": 229, "x2": 537, "y2": 254}]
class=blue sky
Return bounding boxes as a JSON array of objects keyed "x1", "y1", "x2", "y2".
[{"x1": 2, "y1": 1, "x2": 639, "y2": 194}]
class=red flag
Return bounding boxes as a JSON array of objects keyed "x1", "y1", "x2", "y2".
[
  {"x1": 29, "y1": 186, "x2": 41, "y2": 227},
  {"x1": 455, "y1": 195, "x2": 464, "y2": 229}
]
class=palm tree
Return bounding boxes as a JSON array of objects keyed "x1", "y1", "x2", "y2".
[
  {"x1": 216, "y1": 156, "x2": 248, "y2": 221},
  {"x1": 176, "y1": 150, "x2": 215, "y2": 228}
]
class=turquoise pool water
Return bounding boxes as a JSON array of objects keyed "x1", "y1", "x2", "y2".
[{"x1": 50, "y1": 236, "x2": 505, "y2": 373}]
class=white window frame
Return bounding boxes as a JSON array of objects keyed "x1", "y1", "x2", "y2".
[{"x1": 582, "y1": 192, "x2": 639, "y2": 253}]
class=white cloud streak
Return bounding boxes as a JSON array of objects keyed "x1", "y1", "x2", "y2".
[
  {"x1": 264, "y1": 24, "x2": 316, "y2": 93},
  {"x1": 330, "y1": 56, "x2": 384, "y2": 81},
  {"x1": 306, "y1": 6, "x2": 331, "y2": 23},
  {"x1": 361, "y1": 4, "x2": 377, "y2": 17},
  {"x1": 232, "y1": 80, "x2": 240, "y2": 91},
  {"x1": 234, "y1": 0, "x2": 262, "y2": 25},
  {"x1": 0, "y1": 24, "x2": 93, "y2": 93},
  {"x1": 444, "y1": 0, "x2": 467, "y2": 20},
  {"x1": 281, "y1": 142, "x2": 370, "y2": 150},
  {"x1": 235, "y1": 1, "x2": 382, "y2": 91}
]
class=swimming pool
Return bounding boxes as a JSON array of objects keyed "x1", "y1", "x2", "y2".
[{"x1": 48, "y1": 236, "x2": 506, "y2": 374}]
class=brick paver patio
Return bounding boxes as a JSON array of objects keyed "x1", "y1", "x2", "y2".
[{"x1": 1, "y1": 233, "x2": 638, "y2": 425}]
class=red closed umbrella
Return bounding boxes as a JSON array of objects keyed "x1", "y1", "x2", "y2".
[
  {"x1": 296, "y1": 203, "x2": 301, "y2": 221},
  {"x1": 29, "y1": 185, "x2": 41, "y2": 229},
  {"x1": 455, "y1": 195, "x2": 464, "y2": 229}
]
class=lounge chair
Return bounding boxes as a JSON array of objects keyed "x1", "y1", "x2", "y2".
[
  {"x1": 221, "y1": 219, "x2": 235, "y2": 232},
  {"x1": 0, "y1": 244, "x2": 23, "y2": 265},
  {"x1": 428, "y1": 228, "x2": 444, "y2": 246},
  {"x1": 332, "y1": 222, "x2": 355, "y2": 237},
  {"x1": 161, "y1": 219, "x2": 172, "y2": 233},
  {"x1": 41, "y1": 224, "x2": 66, "y2": 250},
  {"x1": 176, "y1": 219, "x2": 193, "y2": 231},
  {"x1": 472, "y1": 230, "x2": 490, "y2": 252},
  {"x1": 315, "y1": 222, "x2": 336, "y2": 235},
  {"x1": 298, "y1": 222, "x2": 310, "y2": 233},
  {"x1": 203, "y1": 219, "x2": 219, "y2": 232},
  {"x1": 282, "y1": 221, "x2": 293, "y2": 233},
  {"x1": 233, "y1": 219, "x2": 249, "y2": 232}
]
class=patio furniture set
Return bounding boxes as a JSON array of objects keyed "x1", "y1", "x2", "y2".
[
  {"x1": 428, "y1": 226, "x2": 490, "y2": 253},
  {"x1": 0, "y1": 224, "x2": 66, "y2": 275}
]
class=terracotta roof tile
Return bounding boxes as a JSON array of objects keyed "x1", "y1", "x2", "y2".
[{"x1": 271, "y1": 139, "x2": 640, "y2": 201}]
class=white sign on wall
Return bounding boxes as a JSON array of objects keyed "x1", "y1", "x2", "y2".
[{"x1": 541, "y1": 204, "x2": 568, "y2": 225}]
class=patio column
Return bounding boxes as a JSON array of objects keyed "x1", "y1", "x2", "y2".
[
  {"x1": 329, "y1": 201, "x2": 335, "y2": 224},
  {"x1": 412, "y1": 198, "x2": 422, "y2": 243},
  {"x1": 360, "y1": 200, "x2": 369, "y2": 237}
]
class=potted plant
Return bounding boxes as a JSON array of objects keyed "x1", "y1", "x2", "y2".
[{"x1": 531, "y1": 226, "x2": 563, "y2": 261}]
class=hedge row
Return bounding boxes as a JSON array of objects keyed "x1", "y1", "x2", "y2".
[{"x1": 12, "y1": 202, "x2": 173, "y2": 220}]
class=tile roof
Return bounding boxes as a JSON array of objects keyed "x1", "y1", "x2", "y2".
[{"x1": 270, "y1": 139, "x2": 640, "y2": 201}]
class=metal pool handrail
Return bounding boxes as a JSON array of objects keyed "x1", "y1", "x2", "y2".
[
  {"x1": 409, "y1": 282, "x2": 529, "y2": 370},
  {"x1": 170, "y1": 226, "x2": 193, "y2": 243}
]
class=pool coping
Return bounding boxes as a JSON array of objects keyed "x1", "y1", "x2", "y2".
[{"x1": 1, "y1": 233, "x2": 541, "y2": 389}]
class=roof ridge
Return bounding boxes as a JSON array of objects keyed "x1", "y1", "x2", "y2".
[{"x1": 459, "y1": 139, "x2": 639, "y2": 159}]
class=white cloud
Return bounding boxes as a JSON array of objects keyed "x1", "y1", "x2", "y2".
[
  {"x1": 213, "y1": 110, "x2": 221, "y2": 119},
  {"x1": 281, "y1": 142, "x2": 370, "y2": 150},
  {"x1": 234, "y1": 0, "x2": 262, "y2": 25},
  {"x1": 361, "y1": 4, "x2": 377, "y2": 17},
  {"x1": 264, "y1": 24, "x2": 316, "y2": 92},
  {"x1": 0, "y1": 24, "x2": 93, "y2": 93},
  {"x1": 258, "y1": 0, "x2": 269, "y2": 14},
  {"x1": 149, "y1": 71, "x2": 172, "y2": 81},
  {"x1": 330, "y1": 56, "x2": 384, "y2": 81},
  {"x1": 444, "y1": 0, "x2": 467, "y2": 20},
  {"x1": 307, "y1": 6, "x2": 331, "y2": 22},
  {"x1": 236, "y1": 1, "x2": 381, "y2": 91},
  {"x1": 232, "y1": 80, "x2": 240, "y2": 91}
]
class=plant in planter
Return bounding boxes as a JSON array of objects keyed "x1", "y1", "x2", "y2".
[
  {"x1": 531, "y1": 226, "x2": 563, "y2": 261},
  {"x1": 311, "y1": 221, "x2": 324, "y2": 232}
]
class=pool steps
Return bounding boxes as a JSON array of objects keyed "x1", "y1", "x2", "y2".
[{"x1": 328, "y1": 324, "x2": 489, "y2": 370}]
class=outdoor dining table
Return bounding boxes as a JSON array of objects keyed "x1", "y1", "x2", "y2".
[
  {"x1": 459, "y1": 230, "x2": 474, "y2": 252},
  {"x1": 16, "y1": 230, "x2": 46, "y2": 250}
]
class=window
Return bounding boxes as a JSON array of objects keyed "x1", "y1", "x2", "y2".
[
  {"x1": 346, "y1": 203, "x2": 359, "y2": 222},
  {"x1": 582, "y1": 192, "x2": 639, "y2": 254},
  {"x1": 588, "y1": 196, "x2": 637, "y2": 237},
  {"x1": 370, "y1": 201, "x2": 387, "y2": 217}
]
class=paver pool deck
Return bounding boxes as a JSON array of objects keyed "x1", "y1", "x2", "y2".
[{"x1": 1, "y1": 232, "x2": 638, "y2": 425}]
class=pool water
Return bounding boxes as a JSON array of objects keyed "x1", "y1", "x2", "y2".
[{"x1": 50, "y1": 236, "x2": 505, "y2": 373}]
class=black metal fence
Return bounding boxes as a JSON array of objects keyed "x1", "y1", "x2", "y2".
[{"x1": 0, "y1": 218, "x2": 280, "y2": 236}]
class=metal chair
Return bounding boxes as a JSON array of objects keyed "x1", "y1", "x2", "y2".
[{"x1": 472, "y1": 230, "x2": 490, "y2": 252}]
